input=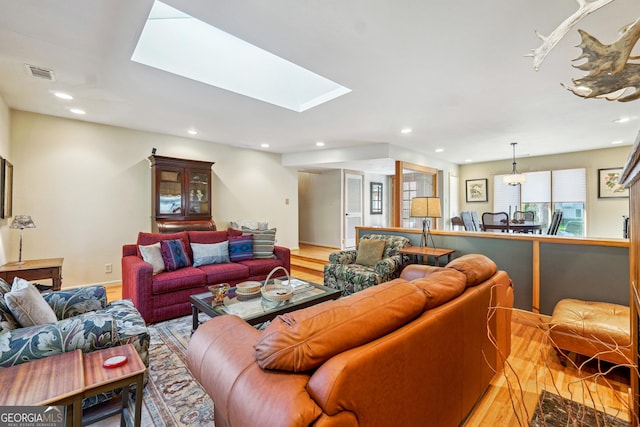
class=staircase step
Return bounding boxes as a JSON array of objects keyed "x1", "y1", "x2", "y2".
[{"x1": 291, "y1": 257, "x2": 325, "y2": 273}]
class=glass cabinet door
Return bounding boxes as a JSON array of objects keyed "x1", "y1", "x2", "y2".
[
  {"x1": 158, "y1": 169, "x2": 183, "y2": 215},
  {"x1": 187, "y1": 170, "x2": 209, "y2": 215}
]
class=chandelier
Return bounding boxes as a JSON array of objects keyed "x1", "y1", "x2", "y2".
[{"x1": 503, "y1": 142, "x2": 526, "y2": 186}]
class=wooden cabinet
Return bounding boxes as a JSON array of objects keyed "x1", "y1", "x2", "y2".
[{"x1": 149, "y1": 155, "x2": 215, "y2": 232}]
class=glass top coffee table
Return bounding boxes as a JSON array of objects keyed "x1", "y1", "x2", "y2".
[{"x1": 189, "y1": 277, "x2": 341, "y2": 331}]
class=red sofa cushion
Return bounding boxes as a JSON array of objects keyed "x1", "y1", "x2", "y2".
[
  {"x1": 238, "y1": 259, "x2": 284, "y2": 277},
  {"x1": 151, "y1": 267, "x2": 206, "y2": 294},
  {"x1": 199, "y1": 263, "x2": 249, "y2": 284}
]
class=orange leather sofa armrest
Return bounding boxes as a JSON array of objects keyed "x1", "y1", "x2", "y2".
[{"x1": 187, "y1": 316, "x2": 323, "y2": 427}]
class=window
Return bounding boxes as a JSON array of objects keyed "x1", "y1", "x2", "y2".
[{"x1": 493, "y1": 168, "x2": 586, "y2": 235}]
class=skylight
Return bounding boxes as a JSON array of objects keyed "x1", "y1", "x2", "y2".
[{"x1": 132, "y1": 1, "x2": 351, "y2": 112}]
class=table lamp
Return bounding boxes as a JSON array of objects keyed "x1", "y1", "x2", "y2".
[
  {"x1": 410, "y1": 197, "x2": 442, "y2": 249},
  {"x1": 10, "y1": 215, "x2": 36, "y2": 264}
]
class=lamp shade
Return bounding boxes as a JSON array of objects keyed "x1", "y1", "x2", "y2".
[
  {"x1": 503, "y1": 173, "x2": 527, "y2": 185},
  {"x1": 410, "y1": 197, "x2": 442, "y2": 218},
  {"x1": 10, "y1": 215, "x2": 36, "y2": 230}
]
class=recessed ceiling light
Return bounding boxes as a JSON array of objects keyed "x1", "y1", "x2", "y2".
[
  {"x1": 316, "y1": 141, "x2": 325, "y2": 147},
  {"x1": 611, "y1": 140, "x2": 624, "y2": 145},
  {"x1": 260, "y1": 143, "x2": 270, "y2": 148},
  {"x1": 69, "y1": 108, "x2": 86, "y2": 115},
  {"x1": 400, "y1": 128, "x2": 412, "y2": 134},
  {"x1": 132, "y1": 1, "x2": 351, "y2": 112},
  {"x1": 53, "y1": 92, "x2": 73, "y2": 100},
  {"x1": 435, "y1": 148, "x2": 444, "y2": 153},
  {"x1": 465, "y1": 159, "x2": 473, "y2": 163},
  {"x1": 187, "y1": 129, "x2": 198, "y2": 135},
  {"x1": 613, "y1": 117, "x2": 631, "y2": 124}
]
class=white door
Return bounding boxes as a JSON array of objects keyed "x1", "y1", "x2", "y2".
[{"x1": 344, "y1": 172, "x2": 363, "y2": 248}]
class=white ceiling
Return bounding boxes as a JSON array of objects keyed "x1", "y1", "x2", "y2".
[{"x1": 0, "y1": 0, "x2": 638, "y2": 171}]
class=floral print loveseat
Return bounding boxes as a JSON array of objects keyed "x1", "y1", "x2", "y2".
[
  {"x1": 0, "y1": 280, "x2": 149, "y2": 408},
  {"x1": 323, "y1": 234, "x2": 411, "y2": 295}
]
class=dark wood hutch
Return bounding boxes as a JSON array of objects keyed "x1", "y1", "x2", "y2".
[
  {"x1": 149, "y1": 155, "x2": 216, "y2": 233},
  {"x1": 620, "y1": 130, "x2": 640, "y2": 426}
]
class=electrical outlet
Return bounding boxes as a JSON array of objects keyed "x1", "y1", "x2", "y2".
[{"x1": 105, "y1": 263, "x2": 112, "y2": 273}]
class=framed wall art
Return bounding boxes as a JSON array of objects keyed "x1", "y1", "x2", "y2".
[
  {"x1": 598, "y1": 167, "x2": 628, "y2": 198},
  {"x1": 370, "y1": 182, "x2": 382, "y2": 215},
  {"x1": 2, "y1": 159, "x2": 12, "y2": 219},
  {"x1": 466, "y1": 178, "x2": 488, "y2": 203}
]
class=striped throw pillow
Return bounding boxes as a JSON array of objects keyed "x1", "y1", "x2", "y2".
[{"x1": 242, "y1": 227, "x2": 276, "y2": 259}]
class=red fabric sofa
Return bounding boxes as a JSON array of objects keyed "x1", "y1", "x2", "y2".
[{"x1": 121, "y1": 229, "x2": 290, "y2": 323}]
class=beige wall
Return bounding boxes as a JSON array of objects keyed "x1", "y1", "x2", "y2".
[
  {"x1": 458, "y1": 146, "x2": 633, "y2": 238},
  {"x1": 10, "y1": 110, "x2": 299, "y2": 287},
  {"x1": 0, "y1": 97, "x2": 9, "y2": 264},
  {"x1": 298, "y1": 170, "x2": 341, "y2": 247}
]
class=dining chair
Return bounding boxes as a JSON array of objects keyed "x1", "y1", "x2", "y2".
[
  {"x1": 451, "y1": 216, "x2": 464, "y2": 230},
  {"x1": 471, "y1": 211, "x2": 483, "y2": 231},
  {"x1": 482, "y1": 212, "x2": 510, "y2": 232},
  {"x1": 513, "y1": 210, "x2": 534, "y2": 222},
  {"x1": 547, "y1": 210, "x2": 563, "y2": 235},
  {"x1": 460, "y1": 211, "x2": 476, "y2": 231}
]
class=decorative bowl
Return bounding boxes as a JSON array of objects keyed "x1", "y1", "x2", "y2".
[
  {"x1": 209, "y1": 283, "x2": 230, "y2": 305},
  {"x1": 236, "y1": 280, "x2": 262, "y2": 296},
  {"x1": 261, "y1": 285, "x2": 293, "y2": 302}
]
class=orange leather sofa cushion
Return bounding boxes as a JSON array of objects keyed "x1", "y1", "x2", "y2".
[
  {"x1": 254, "y1": 280, "x2": 427, "y2": 372},
  {"x1": 410, "y1": 268, "x2": 467, "y2": 310},
  {"x1": 445, "y1": 253, "x2": 497, "y2": 286}
]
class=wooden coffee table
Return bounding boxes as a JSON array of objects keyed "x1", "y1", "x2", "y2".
[{"x1": 190, "y1": 277, "x2": 341, "y2": 331}]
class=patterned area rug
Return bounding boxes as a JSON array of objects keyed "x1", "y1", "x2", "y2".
[
  {"x1": 530, "y1": 391, "x2": 629, "y2": 427},
  {"x1": 93, "y1": 314, "x2": 214, "y2": 426}
]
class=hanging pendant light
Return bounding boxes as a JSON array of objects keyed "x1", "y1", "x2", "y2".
[{"x1": 503, "y1": 142, "x2": 527, "y2": 186}]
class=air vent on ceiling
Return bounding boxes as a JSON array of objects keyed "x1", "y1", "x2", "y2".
[{"x1": 24, "y1": 64, "x2": 56, "y2": 81}]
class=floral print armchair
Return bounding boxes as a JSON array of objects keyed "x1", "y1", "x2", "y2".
[
  {"x1": 324, "y1": 234, "x2": 411, "y2": 295},
  {"x1": 0, "y1": 281, "x2": 150, "y2": 408}
]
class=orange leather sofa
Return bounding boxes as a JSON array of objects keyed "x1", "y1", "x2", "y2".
[{"x1": 186, "y1": 254, "x2": 514, "y2": 427}]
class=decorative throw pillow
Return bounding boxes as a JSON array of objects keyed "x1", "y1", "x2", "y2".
[
  {"x1": 228, "y1": 235, "x2": 254, "y2": 262},
  {"x1": 242, "y1": 226, "x2": 276, "y2": 259},
  {"x1": 5, "y1": 278, "x2": 58, "y2": 327},
  {"x1": 139, "y1": 242, "x2": 165, "y2": 274},
  {"x1": 355, "y1": 239, "x2": 387, "y2": 266},
  {"x1": 191, "y1": 241, "x2": 230, "y2": 266},
  {"x1": 160, "y1": 239, "x2": 191, "y2": 272}
]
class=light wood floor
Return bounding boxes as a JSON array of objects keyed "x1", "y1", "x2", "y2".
[{"x1": 104, "y1": 245, "x2": 632, "y2": 424}]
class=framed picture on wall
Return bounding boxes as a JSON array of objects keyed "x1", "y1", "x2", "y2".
[
  {"x1": 370, "y1": 182, "x2": 382, "y2": 214},
  {"x1": 598, "y1": 167, "x2": 628, "y2": 198},
  {"x1": 2, "y1": 159, "x2": 13, "y2": 219},
  {"x1": 466, "y1": 178, "x2": 488, "y2": 202}
]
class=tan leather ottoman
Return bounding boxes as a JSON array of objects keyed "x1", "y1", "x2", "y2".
[{"x1": 549, "y1": 299, "x2": 631, "y2": 366}]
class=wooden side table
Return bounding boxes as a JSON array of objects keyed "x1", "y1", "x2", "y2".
[
  {"x1": 0, "y1": 257, "x2": 64, "y2": 290},
  {"x1": 0, "y1": 349, "x2": 84, "y2": 426},
  {"x1": 82, "y1": 344, "x2": 146, "y2": 427},
  {"x1": 399, "y1": 246, "x2": 456, "y2": 266}
]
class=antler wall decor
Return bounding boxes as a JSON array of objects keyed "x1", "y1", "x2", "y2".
[
  {"x1": 527, "y1": 0, "x2": 640, "y2": 102},
  {"x1": 563, "y1": 18, "x2": 640, "y2": 101},
  {"x1": 527, "y1": 0, "x2": 616, "y2": 71}
]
